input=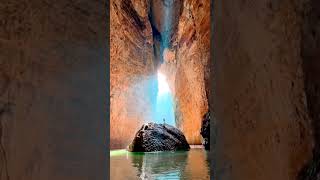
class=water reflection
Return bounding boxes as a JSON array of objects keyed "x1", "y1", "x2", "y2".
[
  {"x1": 131, "y1": 151, "x2": 188, "y2": 179},
  {"x1": 110, "y1": 149, "x2": 210, "y2": 180}
]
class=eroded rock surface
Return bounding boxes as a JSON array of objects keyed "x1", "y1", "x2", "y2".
[
  {"x1": 0, "y1": 0, "x2": 107, "y2": 179},
  {"x1": 212, "y1": 0, "x2": 315, "y2": 180},
  {"x1": 160, "y1": 0, "x2": 211, "y2": 145},
  {"x1": 110, "y1": 0, "x2": 155, "y2": 149},
  {"x1": 128, "y1": 123, "x2": 190, "y2": 152}
]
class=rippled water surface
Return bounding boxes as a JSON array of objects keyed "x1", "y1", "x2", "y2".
[{"x1": 110, "y1": 148, "x2": 210, "y2": 180}]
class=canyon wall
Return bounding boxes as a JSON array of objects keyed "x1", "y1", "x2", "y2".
[
  {"x1": 111, "y1": 0, "x2": 211, "y2": 147},
  {"x1": 3, "y1": 0, "x2": 320, "y2": 179},
  {"x1": 212, "y1": 0, "x2": 320, "y2": 179},
  {"x1": 160, "y1": 0, "x2": 210, "y2": 145},
  {"x1": 0, "y1": 0, "x2": 106, "y2": 180},
  {"x1": 110, "y1": 0, "x2": 155, "y2": 149}
]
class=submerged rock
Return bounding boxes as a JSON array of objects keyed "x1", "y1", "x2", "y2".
[
  {"x1": 128, "y1": 122, "x2": 190, "y2": 152},
  {"x1": 200, "y1": 112, "x2": 210, "y2": 150}
]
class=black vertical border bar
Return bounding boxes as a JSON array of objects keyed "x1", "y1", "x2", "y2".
[{"x1": 106, "y1": 0, "x2": 111, "y2": 179}]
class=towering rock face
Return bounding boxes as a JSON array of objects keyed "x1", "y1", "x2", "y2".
[
  {"x1": 110, "y1": 0, "x2": 155, "y2": 149},
  {"x1": 212, "y1": 0, "x2": 318, "y2": 180},
  {"x1": 149, "y1": 0, "x2": 183, "y2": 64},
  {"x1": 111, "y1": 0, "x2": 211, "y2": 148},
  {"x1": 0, "y1": 0, "x2": 106, "y2": 179},
  {"x1": 160, "y1": 0, "x2": 210, "y2": 145}
]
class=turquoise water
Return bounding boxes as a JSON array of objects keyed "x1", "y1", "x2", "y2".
[{"x1": 110, "y1": 148, "x2": 210, "y2": 180}]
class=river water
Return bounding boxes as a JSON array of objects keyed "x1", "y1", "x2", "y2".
[{"x1": 110, "y1": 148, "x2": 210, "y2": 180}]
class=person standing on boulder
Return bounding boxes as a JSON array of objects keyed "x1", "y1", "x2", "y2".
[{"x1": 163, "y1": 118, "x2": 165, "y2": 126}]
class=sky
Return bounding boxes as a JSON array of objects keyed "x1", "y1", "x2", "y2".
[
  {"x1": 126, "y1": 71, "x2": 176, "y2": 127},
  {"x1": 154, "y1": 72, "x2": 175, "y2": 126}
]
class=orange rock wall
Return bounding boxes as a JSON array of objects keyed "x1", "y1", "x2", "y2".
[
  {"x1": 110, "y1": 0, "x2": 156, "y2": 149},
  {"x1": 110, "y1": 0, "x2": 211, "y2": 148},
  {"x1": 161, "y1": 0, "x2": 210, "y2": 144}
]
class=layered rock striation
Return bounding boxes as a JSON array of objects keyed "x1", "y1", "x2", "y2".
[
  {"x1": 158, "y1": 0, "x2": 211, "y2": 145},
  {"x1": 110, "y1": 0, "x2": 155, "y2": 149}
]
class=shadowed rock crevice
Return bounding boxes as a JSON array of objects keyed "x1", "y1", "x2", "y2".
[
  {"x1": 0, "y1": 123, "x2": 8, "y2": 180},
  {"x1": 299, "y1": 0, "x2": 320, "y2": 179},
  {"x1": 148, "y1": 0, "x2": 183, "y2": 64},
  {"x1": 0, "y1": 70, "x2": 13, "y2": 180},
  {"x1": 0, "y1": 133, "x2": 9, "y2": 180},
  {"x1": 200, "y1": 111, "x2": 210, "y2": 150},
  {"x1": 301, "y1": 0, "x2": 320, "y2": 150},
  {"x1": 120, "y1": 0, "x2": 146, "y2": 31}
]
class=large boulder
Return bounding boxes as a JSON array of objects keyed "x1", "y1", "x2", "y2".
[
  {"x1": 128, "y1": 122, "x2": 190, "y2": 152},
  {"x1": 200, "y1": 112, "x2": 210, "y2": 150}
]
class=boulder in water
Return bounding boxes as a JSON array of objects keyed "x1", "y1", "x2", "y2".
[{"x1": 128, "y1": 122, "x2": 190, "y2": 152}]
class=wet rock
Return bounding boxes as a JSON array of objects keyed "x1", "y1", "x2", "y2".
[
  {"x1": 128, "y1": 122, "x2": 190, "y2": 152},
  {"x1": 200, "y1": 112, "x2": 210, "y2": 150}
]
